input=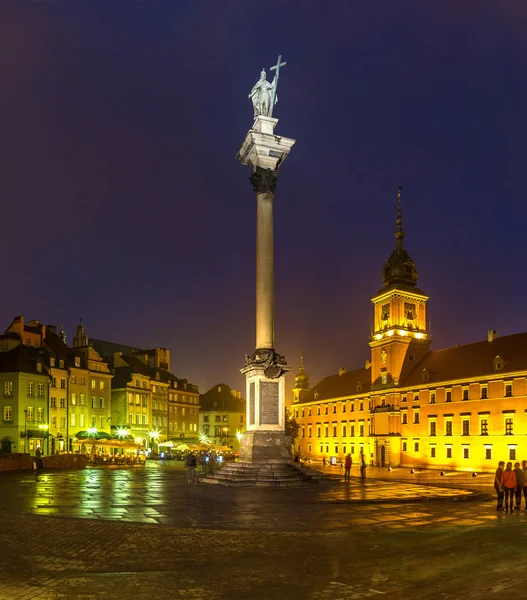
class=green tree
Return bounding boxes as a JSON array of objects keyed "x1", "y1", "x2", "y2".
[{"x1": 284, "y1": 407, "x2": 299, "y2": 443}]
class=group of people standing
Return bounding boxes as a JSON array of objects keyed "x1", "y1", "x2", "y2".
[
  {"x1": 494, "y1": 460, "x2": 527, "y2": 511},
  {"x1": 342, "y1": 452, "x2": 367, "y2": 482}
]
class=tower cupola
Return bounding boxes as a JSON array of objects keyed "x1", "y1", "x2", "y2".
[
  {"x1": 382, "y1": 187, "x2": 418, "y2": 289},
  {"x1": 294, "y1": 354, "x2": 309, "y2": 390}
]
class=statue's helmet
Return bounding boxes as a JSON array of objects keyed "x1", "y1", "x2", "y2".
[{"x1": 260, "y1": 69, "x2": 266, "y2": 78}]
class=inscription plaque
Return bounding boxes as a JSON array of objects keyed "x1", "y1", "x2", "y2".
[
  {"x1": 249, "y1": 382, "x2": 255, "y2": 425},
  {"x1": 260, "y1": 381, "x2": 279, "y2": 424}
]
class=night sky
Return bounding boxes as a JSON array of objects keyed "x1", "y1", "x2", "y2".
[{"x1": 1, "y1": 2, "x2": 526, "y2": 395}]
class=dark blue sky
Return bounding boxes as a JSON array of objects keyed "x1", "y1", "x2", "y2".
[{"x1": 1, "y1": 1, "x2": 526, "y2": 394}]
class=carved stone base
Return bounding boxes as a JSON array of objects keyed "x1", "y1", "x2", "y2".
[{"x1": 239, "y1": 430, "x2": 292, "y2": 464}]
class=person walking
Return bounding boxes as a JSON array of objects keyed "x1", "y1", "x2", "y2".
[
  {"x1": 360, "y1": 452, "x2": 367, "y2": 480},
  {"x1": 344, "y1": 453, "x2": 352, "y2": 482},
  {"x1": 186, "y1": 452, "x2": 197, "y2": 484},
  {"x1": 35, "y1": 446, "x2": 43, "y2": 469},
  {"x1": 494, "y1": 461, "x2": 505, "y2": 510},
  {"x1": 501, "y1": 461, "x2": 517, "y2": 512},
  {"x1": 514, "y1": 462, "x2": 524, "y2": 510},
  {"x1": 522, "y1": 460, "x2": 527, "y2": 510},
  {"x1": 322, "y1": 456, "x2": 326, "y2": 469}
]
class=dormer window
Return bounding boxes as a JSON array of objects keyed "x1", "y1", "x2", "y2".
[
  {"x1": 59, "y1": 360, "x2": 64, "y2": 369},
  {"x1": 494, "y1": 356, "x2": 503, "y2": 371},
  {"x1": 50, "y1": 357, "x2": 55, "y2": 367},
  {"x1": 422, "y1": 368, "x2": 429, "y2": 382},
  {"x1": 75, "y1": 357, "x2": 80, "y2": 367},
  {"x1": 37, "y1": 362, "x2": 42, "y2": 373},
  {"x1": 314, "y1": 391, "x2": 319, "y2": 400},
  {"x1": 356, "y1": 382, "x2": 362, "y2": 393}
]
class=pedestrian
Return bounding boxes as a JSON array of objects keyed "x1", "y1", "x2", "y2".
[
  {"x1": 514, "y1": 462, "x2": 524, "y2": 510},
  {"x1": 186, "y1": 452, "x2": 197, "y2": 484},
  {"x1": 494, "y1": 461, "x2": 505, "y2": 510},
  {"x1": 360, "y1": 452, "x2": 367, "y2": 480},
  {"x1": 344, "y1": 453, "x2": 352, "y2": 482},
  {"x1": 322, "y1": 456, "x2": 326, "y2": 469},
  {"x1": 35, "y1": 446, "x2": 43, "y2": 469},
  {"x1": 500, "y1": 461, "x2": 517, "y2": 512},
  {"x1": 522, "y1": 460, "x2": 527, "y2": 510}
]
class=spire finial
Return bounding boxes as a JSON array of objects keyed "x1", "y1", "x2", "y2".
[
  {"x1": 299, "y1": 353, "x2": 304, "y2": 372},
  {"x1": 395, "y1": 186, "x2": 404, "y2": 246}
]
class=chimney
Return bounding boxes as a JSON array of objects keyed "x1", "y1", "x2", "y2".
[
  {"x1": 339, "y1": 367, "x2": 346, "y2": 376},
  {"x1": 47, "y1": 325, "x2": 57, "y2": 334},
  {"x1": 488, "y1": 329, "x2": 498, "y2": 343},
  {"x1": 365, "y1": 360, "x2": 372, "y2": 370}
]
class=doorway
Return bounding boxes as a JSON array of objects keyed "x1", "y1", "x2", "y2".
[
  {"x1": 380, "y1": 444, "x2": 386, "y2": 467},
  {"x1": 0, "y1": 438, "x2": 12, "y2": 453}
]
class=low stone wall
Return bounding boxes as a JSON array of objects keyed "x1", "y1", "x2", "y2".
[
  {"x1": 0, "y1": 453, "x2": 34, "y2": 471},
  {"x1": 43, "y1": 454, "x2": 88, "y2": 470},
  {"x1": 0, "y1": 453, "x2": 88, "y2": 471}
]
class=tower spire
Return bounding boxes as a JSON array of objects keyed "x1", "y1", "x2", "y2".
[{"x1": 395, "y1": 186, "x2": 404, "y2": 247}]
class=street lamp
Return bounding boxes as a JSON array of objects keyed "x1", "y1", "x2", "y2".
[
  {"x1": 117, "y1": 428, "x2": 128, "y2": 437},
  {"x1": 148, "y1": 430, "x2": 160, "y2": 454}
]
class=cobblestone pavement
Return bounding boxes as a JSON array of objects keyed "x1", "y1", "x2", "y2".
[{"x1": 0, "y1": 462, "x2": 524, "y2": 600}]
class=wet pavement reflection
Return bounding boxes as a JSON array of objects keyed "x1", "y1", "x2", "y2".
[{"x1": 0, "y1": 461, "x2": 497, "y2": 532}]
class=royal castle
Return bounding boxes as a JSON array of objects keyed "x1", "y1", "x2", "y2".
[{"x1": 293, "y1": 189, "x2": 527, "y2": 471}]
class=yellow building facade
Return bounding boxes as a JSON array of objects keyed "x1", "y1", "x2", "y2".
[{"x1": 294, "y1": 190, "x2": 527, "y2": 472}]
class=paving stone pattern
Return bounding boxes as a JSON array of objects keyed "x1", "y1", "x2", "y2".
[{"x1": 0, "y1": 462, "x2": 525, "y2": 600}]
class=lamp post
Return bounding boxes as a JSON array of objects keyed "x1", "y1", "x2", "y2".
[
  {"x1": 148, "y1": 430, "x2": 160, "y2": 454},
  {"x1": 24, "y1": 409, "x2": 27, "y2": 454}
]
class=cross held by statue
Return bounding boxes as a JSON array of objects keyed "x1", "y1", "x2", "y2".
[{"x1": 269, "y1": 55, "x2": 286, "y2": 116}]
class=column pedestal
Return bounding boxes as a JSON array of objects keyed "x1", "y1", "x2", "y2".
[{"x1": 240, "y1": 357, "x2": 291, "y2": 463}]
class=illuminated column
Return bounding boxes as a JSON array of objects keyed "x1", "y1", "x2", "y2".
[{"x1": 237, "y1": 115, "x2": 295, "y2": 463}]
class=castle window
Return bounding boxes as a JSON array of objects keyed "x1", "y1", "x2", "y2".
[
  {"x1": 401, "y1": 412, "x2": 407, "y2": 425},
  {"x1": 414, "y1": 441, "x2": 419, "y2": 452},
  {"x1": 401, "y1": 395, "x2": 407, "y2": 403},
  {"x1": 480, "y1": 418, "x2": 489, "y2": 435},
  {"x1": 485, "y1": 446, "x2": 492, "y2": 460},
  {"x1": 381, "y1": 373, "x2": 387, "y2": 385},
  {"x1": 462, "y1": 419, "x2": 470, "y2": 436},
  {"x1": 445, "y1": 420, "x2": 453, "y2": 436},
  {"x1": 446, "y1": 390, "x2": 452, "y2": 402},
  {"x1": 446, "y1": 446, "x2": 452, "y2": 459},
  {"x1": 462, "y1": 388, "x2": 469, "y2": 401},
  {"x1": 481, "y1": 386, "x2": 488, "y2": 399},
  {"x1": 505, "y1": 417, "x2": 514, "y2": 435},
  {"x1": 402, "y1": 441, "x2": 407, "y2": 452},
  {"x1": 505, "y1": 384, "x2": 513, "y2": 398},
  {"x1": 381, "y1": 304, "x2": 390, "y2": 321},
  {"x1": 430, "y1": 392, "x2": 436, "y2": 404},
  {"x1": 430, "y1": 446, "x2": 436, "y2": 458},
  {"x1": 463, "y1": 446, "x2": 470, "y2": 459},
  {"x1": 413, "y1": 411, "x2": 420, "y2": 424},
  {"x1": 429, "y1": 421, "x2": 436, "y2": 436}
]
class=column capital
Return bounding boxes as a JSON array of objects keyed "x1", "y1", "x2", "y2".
[{"x1": 249, "y1": 166, "x2": 280, "y2": 195}]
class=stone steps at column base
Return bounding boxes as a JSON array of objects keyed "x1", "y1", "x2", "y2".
[{"x1": 200, "y1": 462, "x2": 322, "y2": 487}]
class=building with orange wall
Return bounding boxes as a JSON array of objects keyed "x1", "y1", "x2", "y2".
[{"x1": 293, "y1": 189, "x2": 527, "y2": 472}]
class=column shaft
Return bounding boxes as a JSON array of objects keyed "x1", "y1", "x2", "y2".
[{"x1": 255, "y1": 191, "x2": 274, "y2": 350}]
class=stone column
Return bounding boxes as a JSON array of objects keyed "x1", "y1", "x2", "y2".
[
  {"x1": 250, "y1": 167, "x2": 280, "y2": 351},
  {"x1": 237, "y1": 116, "x2": 295, "y2": 464}
]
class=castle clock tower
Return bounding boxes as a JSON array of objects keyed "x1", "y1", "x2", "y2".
[{"x1": 369, "y1": 188, "x2": 431, "y2": 389}]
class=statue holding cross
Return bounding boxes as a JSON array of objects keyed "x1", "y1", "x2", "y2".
[{"x1": 248, "y1": 55, "x2": 287, "y2": 118}]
